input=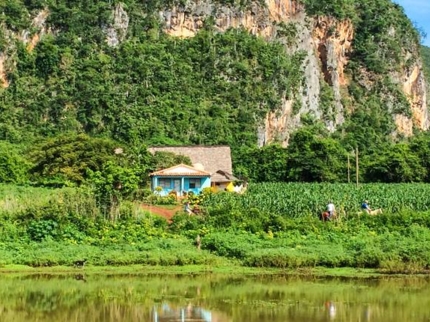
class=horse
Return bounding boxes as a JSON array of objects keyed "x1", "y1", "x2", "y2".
[
  {"x1": 321, "y1": 211, "x2": 337, "y2": 221},
  {"x1": 368, "y1": 208, "x2": 383, "y2": 215}
]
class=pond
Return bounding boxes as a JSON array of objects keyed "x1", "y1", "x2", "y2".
[{"x1": 0, "y1": 273, "x2": 429, "y2": 321}]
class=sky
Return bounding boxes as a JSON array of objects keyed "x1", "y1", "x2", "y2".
[{"x1": 394, "y1": 0, "x2": 430, "y2": 46}]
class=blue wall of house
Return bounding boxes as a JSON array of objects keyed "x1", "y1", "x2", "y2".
[{"x1": 151, "y1": 176, "x2": 211, "y2": 196}]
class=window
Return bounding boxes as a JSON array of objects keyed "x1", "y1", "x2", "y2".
[
  {"x1": 158, "y1": 178, "x2": 171, "y2": 188},
  {"x1": 189, "y1": 178, "x2": 201, "y2": 189}
]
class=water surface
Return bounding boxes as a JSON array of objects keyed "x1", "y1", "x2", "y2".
[{"x1": 0, "y1": 273, "x2": 429, "y2": 321}]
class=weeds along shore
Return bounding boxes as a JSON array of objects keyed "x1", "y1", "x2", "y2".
[{"x1": 0, "y1": 183, "x2": 430, "y2": 274}]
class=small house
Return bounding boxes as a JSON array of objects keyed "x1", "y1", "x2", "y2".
[
  {"x1": 149, "y1": 145, "x2": 238, "y2": 188},
  {"x1": 150, "y1": 164, "x2": 211, "y2": 197},
  {"x1": 210, "y1": 169, "x2": 239, "y2": 192}
]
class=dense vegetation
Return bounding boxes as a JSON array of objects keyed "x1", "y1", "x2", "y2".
[
  {"x1": 0, "y1": 0, "x2": 304, "y2": 148},
  {"x1": 1, "y1": 183, "x2": 430, "y2": 273},
  {"x1": 1, "y1": 128, "x2": 430, "y2": 190},
  {"x1": 203, "y1": 182, "x2": 430, "y2": 217},
  {"x1": 0, "y1": 1, "x2": 429, "y2": 272},
  {"x1": 0, "y1": 0, "x2": 426, "y2": 156},
  {"x1": 235, "y1": 128, "x2": 430, "y2": 183}
]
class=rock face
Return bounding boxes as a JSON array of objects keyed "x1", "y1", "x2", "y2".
[
  {"x1": 22, "y1": 9, "x2": 50, "y2": 52},
  {"x1": 0, "y1": 8, "x2": 50, "y2": 88},
  {"x1": 0, "y1": 54, "x2": 9, "y2": 88},
  {"x1": 104, "y1": 3, "x2": 130, "y2": 47},
  {"x1": 396, "y1": 63, "x2": 429, "y2": 135},
  {"x1": 161, "y1": 0, "x2": 301, "y2": 38},
  {"x1": 312, "y1": 17, "x2": 354, "y2": 130},
  {"x1": 0, "y1": 0, "x2": 428, "y2": 143},
  {"x1": 160, "y1": 0, "x2": 428, "y2": 144},
  {"x1": 0, "y1": 24, "x2": 14, "y2": 88}
]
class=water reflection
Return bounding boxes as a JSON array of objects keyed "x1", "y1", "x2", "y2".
[
  {"x1": 0, "y1": 274, "x2": 429, "y2": 322},
  {"x1": 153, "y1": 303, "x2": 216, "y2": 322},
  {"x1": 325, "y1": 301, "x2": 336, "y2": 320},
  {"x1": 364, "y1": 305, "x2": 372, "y2": 321}
]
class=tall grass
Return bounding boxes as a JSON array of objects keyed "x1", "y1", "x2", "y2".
[
  {"x1": 0, "y1": 184, "x2": 99, "y2": 217},
  {"x1": 1, "y1": 183, "x2": 430, "y2": 272}
]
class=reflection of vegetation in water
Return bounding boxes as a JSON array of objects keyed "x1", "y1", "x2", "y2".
[
  {"x1": 0, "y1": 275, "x2": 430, "y2": 322},
  {"x1": 153, "y1": 303, "x2": 216, "y2": 322}
]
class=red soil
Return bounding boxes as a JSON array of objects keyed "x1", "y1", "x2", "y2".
[{"x1": 141, "y1": 204, "x2": 182, "y2": 221}]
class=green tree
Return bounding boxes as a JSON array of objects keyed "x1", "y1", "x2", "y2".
[
  {"x1": 0, "y1": 141, "x2": 29, "y2": 184},
  {"x1": 34, "y1": 37, "x2": 60, "y2": 78},
  {"x1": 150, "y1": 151, "x2": 192, "y2": 171},
  {"x1": 29, "y1": 134, "x2": 121, "y2": 186},
  {"x1": 408, "y1": 133, "x2": 430, "y2": 182},
  {"x1": 286, "y1": 128, "x2": 347, "y2": 182},
  {"x1": 234, "y1": 144, "x2": 288, "y2": 182},
  {"x1": 363, "y1": 143, "x2": 427, "y2": 182},
  {"x1": 88, "y1": 161, "x2": 139, "y2": 219}
]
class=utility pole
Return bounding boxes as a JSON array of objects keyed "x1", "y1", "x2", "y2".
[{"x1": 355, "y1": 147, "x2": 359, "y2": 187}]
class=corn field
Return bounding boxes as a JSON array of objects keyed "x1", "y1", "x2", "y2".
[{"x1": 204, "y1": 183, "x2": 430, "y2": 217}]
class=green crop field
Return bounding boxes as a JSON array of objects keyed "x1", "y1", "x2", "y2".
[{"x1": 203, "y1": 183, "x2": 430, "y2": 217}]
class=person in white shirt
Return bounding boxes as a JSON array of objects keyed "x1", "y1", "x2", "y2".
[
  {"x1": 184, "y1": 201, "x2": 193, "y2": 215},
  {"x1": 327, "y1": 201, "x2": 336, "y2": 219}
]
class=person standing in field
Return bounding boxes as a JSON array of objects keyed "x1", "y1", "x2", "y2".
[
  {"x1": 327, "y1": 201, "x2": 336, "y2": 219},
  {"x1": 361, "y1": 200, "x2": 371, "y2": 213},
  {"x1": 361, "y1": 200, "x2": 383, "y2": 215},
  {"x1": 184, "y1": 201, "x2": 193, "y2": 215}
]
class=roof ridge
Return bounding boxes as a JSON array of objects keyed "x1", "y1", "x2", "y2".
[{"x1": 150, "y1": 163, "x2": 211, "y2": 176}]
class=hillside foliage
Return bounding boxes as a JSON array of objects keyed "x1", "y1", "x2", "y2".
[{"x1": 0, "y1": 0, "x2": 429, "y2": 193}]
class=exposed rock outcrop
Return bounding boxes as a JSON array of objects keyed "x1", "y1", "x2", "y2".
[
  {"x1": 0, "y1": 54, "x2": 9, "y2": 88},
  {"x1": 22, "y1": 9, "x2": 50, "y2": 52},
  {"x1": 0, "y1": 0, "x2": 427, "y2": 142},
  {"x1": 160, "y1": 0, "x2": 354, "y2": 145},
  {"x1": 105, "y1": 3, "x2": 129, "y2": 47},
  {"x1": 161, "y1": 0, "x2": 301, "y2": 38},
  {"x1": 312, "y1": 17, "x2": 354, "y2": 130},
  {"x1": 0, "y1": 25, "x2": 14, "y2": 88},
  {"x1": 160, "y1": 0, "x2": 428, "y2": 143},
  {"x1": 0, "y1": 8, "x2": 50, "y2": 88},
  {"x1": 396, "y1": 63, "x2": 429, "y2": 135}
]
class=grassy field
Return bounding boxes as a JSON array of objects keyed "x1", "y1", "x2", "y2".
[{"x1": 0, "y1": 183, "x2": 430, "y2": 274}]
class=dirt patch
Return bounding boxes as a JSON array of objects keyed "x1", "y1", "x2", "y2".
[{"x1": 141, "y1": 204, "x2": 182, "y2": 221}]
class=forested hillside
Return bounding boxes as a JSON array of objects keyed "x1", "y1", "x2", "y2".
[{"x1": 0, "y1": 0, "x2": 430, "y2": 186}]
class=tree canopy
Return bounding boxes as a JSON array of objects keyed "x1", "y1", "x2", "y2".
[{"x1": 0, "y1": 0, "x2": 429, "y2": 189}]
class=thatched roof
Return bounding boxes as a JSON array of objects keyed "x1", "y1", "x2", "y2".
[
  {"x1": 211, "y1": 170, "x2": 239, "y2": 183},
  {"x1": 148, "y1": 145, "x2": 233, "y2": 176},
  {"x1": 150, "y1": 164, "x2": 210, "y2": 177}
]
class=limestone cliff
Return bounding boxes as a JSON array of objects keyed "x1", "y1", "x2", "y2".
[
  {"x1": 104, "y1": 3, "x2": 130, "y2": 47},
  {"x1": 0, "y1": 25, "x2": 13, "y2": 88},
  {"x1": 159, "y1": 0, "x2": 428, "y2": 144},
  {"x1": 0, "y1": 8, "x2": 50, "y2": 88},
  {"x1": 396, "y1": 60, "x2": 429, "y2": 136},
  {"x1": 0, "y1": 0, "x2": 428, "y2": 145},
  {"x1": 0, "y1": 53, "x2": 8, "y2": 88}
]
